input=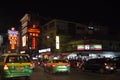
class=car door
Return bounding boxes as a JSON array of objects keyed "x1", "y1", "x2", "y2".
[
  {"x1": 91, "y1": 59, "x2": 100, "y2": 70},
  {"x1": 114, "y1": 57, "x2": 120, "y2": 69},
  {"x1": 88, "y1": 59, "x2": 97, "y2": 70},
  {"x1": 84, "y1": 60, "x2": 94, "y2": 70}
]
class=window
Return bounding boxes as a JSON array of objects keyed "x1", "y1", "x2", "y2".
[
  {"x1": 49, "y1": 22, "x2": 55, "y2": 28},
  {"x1": 0, "y1": 56, "x2": 5, "y2": 62},
  {"x1": 53, "y1": 60, "x2": 67, "y2": 63},
  {"x1": 6, "y1": 55, "x2": 31, "y2": 63},
  {"x1": 68, "y1": 23, "x2": 76, "y2": 35},
  {"x1": 43, "y1": 25, "x2": 48, "y2": 31},
  {"x1": 77, "y1": 26, "x2": 85, "y2": 30}
]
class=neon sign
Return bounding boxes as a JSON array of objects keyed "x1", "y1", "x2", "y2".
[
  {"x1": 8, "y1": 28, "x2": 18, "y2": 49},
  {"x1": 28, "y1": 24, "x2": 40, "y2": 49},
  {"x1": 77, "y1": 44, "x2": 102, "y2": 50}
]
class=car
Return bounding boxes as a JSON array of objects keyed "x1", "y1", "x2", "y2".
[
  {"x1": 44, "y1": 59, "x2": 71, "y2": 74},
  {"x1": 112, "y1": 56, "x2": 120, "y2": 69},
  {"x1": 0, "y1": 53, "x2": 34, "y2": 80},
  {"x1": 80, "y1": 58, "x2": 116, "y2": 73}
]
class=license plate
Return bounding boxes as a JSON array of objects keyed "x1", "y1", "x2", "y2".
[
  {"x1": 58, "y1": 66, "x2": 66, "y2": 68},
  {"x1": 110, "y1": 67, "x2": 114, "y2": 70},
  {"x1": 17, "y1": 66, "x2": 22, "y2": 70}
]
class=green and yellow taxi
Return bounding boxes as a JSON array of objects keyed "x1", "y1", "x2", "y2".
[
  {"x1": 0, "y1": 53, "x2": 33, "y2": 80},
  {"x1": 44, "y1": 59, "x2": 71, "y2": 74}
]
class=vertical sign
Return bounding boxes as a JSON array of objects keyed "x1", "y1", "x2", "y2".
[
  {"x1": 56, "y1": 36, "x2": 60, "y2": 49},
  {"x1": 8, "y1": 28, "x2": 18, "y2": 49},
  {"x1": 85, "y1": 44, "x2": 90, "y2": 50}
]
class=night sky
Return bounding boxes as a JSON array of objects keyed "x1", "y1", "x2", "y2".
[{"x1": 0, "y1": 0, "x2": 120, "y2": 34}]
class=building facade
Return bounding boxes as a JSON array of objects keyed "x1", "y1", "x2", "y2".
[
  {"x1": 20, "y1": 14, "x2": 40, "y2": 55},
  {"x1": 41, "y1": 19, "x2": 120, "y2": 53}
]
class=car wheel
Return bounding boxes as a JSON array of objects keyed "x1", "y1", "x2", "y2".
[
  {"x1": 1, "y1": 76, "x2": 9, "y2": 80},
  {"x1": 67, "y1": 71, "x2": 70, "y2": 74},
  {"x1": 99, "y1": 68, "x2": 105, "y2": 74},
  {"x1": 81, "y1": 67, "x2": 85, "y2": 71},
  {"x1": 25, "y1": 76, "x2": 30, "y2": 80}
]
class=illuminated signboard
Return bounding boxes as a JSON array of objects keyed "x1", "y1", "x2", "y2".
[
  {"x1": 90, "y1": 44, "x2": 102, "y2": 50},
  {"x1": 77, "y1": 45, "x2": 84, "y2": 50},
  {"x1": 28, "y1": 28, "x2": 40, "y2": 33},
  {"x1": 77, "y1": 44, "x2": 102, "y2": 50},
  {"x1": 8, "y1": 28, "x2": 18, "y2": 49},
  {"x1": 22, "y1": 35, "x2": 27, "y2": 47},
  {"x1": 85, "y1": 44, "x2": 90, "y2": 50},
  {"x1": 39, "y1": 48, "x2": 51, "y2": 53},
  {"x1": 56, "y1": 36, "x2": 60, "y2": 49},
  {"x1": 28, "y1": 27, "x2": 40, "y2": 49},
  {"x1": 8, "y1": 30, "x2": 18, "y2": 37}
]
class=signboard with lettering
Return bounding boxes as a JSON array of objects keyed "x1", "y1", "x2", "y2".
[{"x1": 77, "y1": 44, "x2": 102, "y2": 50}]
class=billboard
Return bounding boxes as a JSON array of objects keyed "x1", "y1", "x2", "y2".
[
  {"x1": 8, "y1": 28, "x2": 18, "y2": 49},
  {"x1": 22, "y1": 35, "x2": 27, "y2": 47},
  {"x1": 77, "y1": 44, "x2": 102, "y2": 50}
]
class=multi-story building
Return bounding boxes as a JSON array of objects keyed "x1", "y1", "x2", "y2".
[
  {"x1": 20, "y1": 14, "x2": 40, "y2": 55},
  {"x1": 41, "y1": 19, "x2": 120, "y2": 54}
]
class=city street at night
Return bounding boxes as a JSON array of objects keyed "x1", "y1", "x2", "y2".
[
  {"x1": 2, "y1": 66, "x2": 119, "y2": 80},
  {"x1": 31, "y1": 66, "x2": 120, "y2": 80},
  {"x1": 0, "y1": 1, "x2": 120, "y2": 80}
]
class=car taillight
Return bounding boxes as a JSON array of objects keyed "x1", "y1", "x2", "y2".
[
  {"x1": 30, "y1": 62, "x2": 33, "y2": 67},
  {"x1": 104, "y1": 63, "x2": 108, "y2": 66},
  {"x1": 52, "y1": 64, "x2": 56, "y2": 67},
  {"x1": 67, "y1": 63, "x2": 70, "y2": 67},
  {"x1": 44, "y1": 63, "x2": 47, "y2": 66},
  {"x1": 4, "y1": 64, "x2": 9, "y2": 70}
]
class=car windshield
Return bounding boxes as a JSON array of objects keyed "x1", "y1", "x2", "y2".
[
  {"x1": 6, "y1": 55, "x2": 31, "y2": 63},
  {"x1": 94, "y1": 58, "x2": 114, "y2": 63},
  {"x1": 53, "y1": 60, "x2": 68, "y2": 63},
  {"x1": 112, "y1": 57, "x2": 120, "y2": 61}
]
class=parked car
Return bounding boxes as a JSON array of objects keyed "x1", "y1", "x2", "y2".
[
  {"x1": 112, "y1": 56, "x2": 120, "y2": 69},
  {"x1": 0, "y1": 53, "x2": 34, "y2": 80},
  {"x1": 80, "y1": 58, "x2": 116, "y2": 73},
  {"x1": 44, "y1": 59, "x2": 71, "y2": 74}
]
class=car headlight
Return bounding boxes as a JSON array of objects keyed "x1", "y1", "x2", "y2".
[{"x1": 105, "y1": 66, "x2": 109, "y2": 69}]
